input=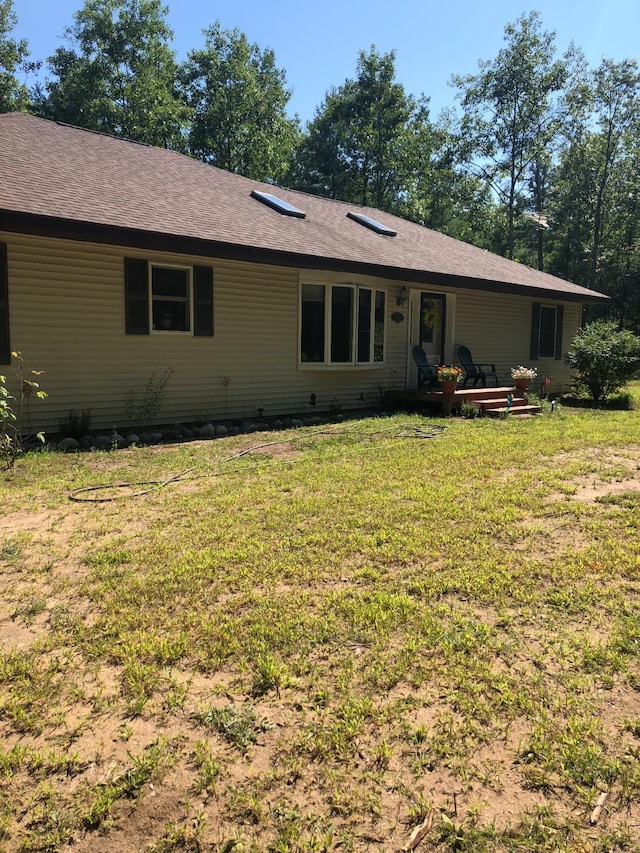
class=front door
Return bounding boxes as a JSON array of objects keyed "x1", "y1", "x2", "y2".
[{"x1": 408, "y1": 292, "x2": 447, "y2": 388}]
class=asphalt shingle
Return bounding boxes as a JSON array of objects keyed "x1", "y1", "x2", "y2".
[{"x1": 0, "y1": 113, "x2": 607, "y2": 302}]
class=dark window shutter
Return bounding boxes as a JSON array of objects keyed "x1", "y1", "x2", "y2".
[
  {"x1": 530, "y1": 303, "x2": 540, "y2": 360},
  {"x1": 0, "y1": 242, "x2": 10, "y2": 365},
  {"x1": 554, "y1": 305, "x2": 564, "y2": 360},
  {"x1": 193, "y1": 266, "x2": 214, "y2": 337},
  {"x1": 124, "y1": 258, "x2": 149, "y2": 335}
]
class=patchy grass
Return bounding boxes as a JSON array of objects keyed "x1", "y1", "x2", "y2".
[{"x1": 1, "y1": 401, "x2": 640, "y2": 851}]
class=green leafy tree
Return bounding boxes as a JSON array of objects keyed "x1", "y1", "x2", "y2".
[
  {"x1": 565, "y1": 320, "x2": 640, "y2": 401},
  {"x1": 0, "y1": 0, "x2": 34, "y2": 112},
  {"x1": 593, "y1": 134, "x2": 640, "y2": 330},
  {"x1": 452, "y1": 12, "x2": 569, "y2": 260},
  {"x1": 548, "y1": 58, "x2": 640, "y2": 325},
  {"x1": 586, "y1": 59, "x2": 640, "y2": 292},
  {"x1": 291, "y1": 47, "x2": 424, "y2": 213},
  {"x1": 180, "y1": 22, "x2": 299, "y2": 182},
  {"x1": 36, "y1": 0, "x2": 188, "y2": 148},
  {"x1": 401, "y1": 107, "x2": 496, "y2": 244}
]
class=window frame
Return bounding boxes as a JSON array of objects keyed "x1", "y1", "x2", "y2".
[
  {"x1": 124, "y1": 258, "x2": 214, "y2": 338},
  {"x1": 530, "y1": 302, "x2": 563, "y2": 360},
  {"x1": 299, "y1": 280, "x2": 386, "y2": 368},
  {"x1": 150, "y1": 262, "x2": 193, "y2": 334}
]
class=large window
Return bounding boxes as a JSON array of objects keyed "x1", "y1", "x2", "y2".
[
  {"x1": 300, "y1": 283, "x2": 385, "y2": 365},
  {"x1": 124, "y1": 259, "x2": 214, "y2": 337},
  {"x1": 530, "y1": 303, "x2": 563, "y2": 360}
]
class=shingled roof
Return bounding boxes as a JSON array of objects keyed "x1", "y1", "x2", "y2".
[{"x1": 0, "y1": 113, "x2": 607, "y2": 303}]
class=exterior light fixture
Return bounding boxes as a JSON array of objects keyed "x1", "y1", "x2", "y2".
[{"x1": 397, "y1": 286, "x2": 408, "y2": 306}]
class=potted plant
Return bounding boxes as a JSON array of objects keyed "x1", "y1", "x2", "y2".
[
  {"x1": 511, "y1": 365, "x2": 537, "y2": 391},
  {"x1": 437, "y1": 365, "x2": 463, "y2": 394}
]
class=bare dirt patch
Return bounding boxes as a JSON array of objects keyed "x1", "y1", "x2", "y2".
[{"x1": 550, "y1": 447, "x2": 640, "y2": 503}]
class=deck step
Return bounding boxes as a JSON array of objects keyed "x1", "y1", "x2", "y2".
[
  {"x1": 458, "y1": 386, "x2": 514, "y2": 402},
  {"x1": 477, "y1": 396, "x2": 530, "y2": 410},
  {"x1": 484, "y1": 404, "x2": 542, "y2": 417}
]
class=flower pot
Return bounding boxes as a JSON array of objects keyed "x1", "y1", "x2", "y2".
[
  {"x1": 439, "y1": 379, "x2": 458, "y2": 394},
  {"x1": 514, "y1": 377, "x2": 529, "y2": 391}
]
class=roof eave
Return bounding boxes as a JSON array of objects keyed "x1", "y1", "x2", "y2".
[{"x1": 0, "y1": 210, "x2": 610, "y2": 304}]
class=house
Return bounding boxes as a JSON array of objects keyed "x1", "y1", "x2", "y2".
[{"x1": 0, "y1": 112, "x2": 608, "y2": 431}]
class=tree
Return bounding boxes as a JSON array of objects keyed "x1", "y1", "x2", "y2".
[
  {"x1": 181, "y1": 22, "x2": 299, "y2": 182},
  {"x1": 0, "y1": 0, "x2": 34, "y2": 112},
  {"x1": 400, "y1": 107, "x2": 496, "y2": 245},
  {"x1": 452, "y1": 12, "x2": 569, "y2": 260},
  {"x1": 548, "y1": 58, "x2": 640, "y2": 325},
  {"x1": 565, "y1": 320, "x2": 640, "y2": 401},
  {"x1": 599, "y1": 138, "x2": 640, "y2": 331},
  {"x1": 37, "y1": 0, "x2": 188, "y2": 148},
  {"x1": 291, "y1": 48, "x2": 423, "y2": 213}
]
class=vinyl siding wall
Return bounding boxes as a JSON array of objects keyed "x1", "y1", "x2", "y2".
[
  {"x1": 451, "y1": 287, "x2": 580, "y2": 389},
  {"x1": 2, "y1": 233, "x2": 582, "y2": 432},
  {"x1": 2, "y1": 233, "x2": 408, "y2": 431}
]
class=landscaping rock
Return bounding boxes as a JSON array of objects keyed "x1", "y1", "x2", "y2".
[
  {"x1": 196, "y1": 423, "x2": 215, "y2": 438},
  {"x1": 127, "y1": 433, "x2": 140, "y2": 445},
  {"x1": 214, "y1": 424, "x2": 228, "y2": 437},
  {"x1": 139, "y1": 431, "x2": 163, "y2": 445},
  {"x1": 58, "y1": 437, "x2": 80, "y2": 452},
  {"x1": 93, "y1": 435, "x2": 113, "y2": 451}
]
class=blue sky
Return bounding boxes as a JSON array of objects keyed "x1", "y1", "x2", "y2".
[{"x1": 11, "y1": 0, "x2": 640, "y2": 124}]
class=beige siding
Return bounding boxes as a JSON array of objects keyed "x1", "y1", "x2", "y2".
[
  {"x1": 2, "y1": 233, "x2": 582, "y2": 433},
  {"x1": 2, "y1": 234, "x2": 407, "y2": 431},
  {"x1": 452, "y1": 288, "x2": 580, "y2": 389}
]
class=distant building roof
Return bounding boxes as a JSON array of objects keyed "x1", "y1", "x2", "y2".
[{"x1": 0, "y1": 113, "x2": 608, "y2": 303}]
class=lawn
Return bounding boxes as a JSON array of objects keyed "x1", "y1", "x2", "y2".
[{"x1": 1, "y1": 388, "x2": 640, "y2": 852}]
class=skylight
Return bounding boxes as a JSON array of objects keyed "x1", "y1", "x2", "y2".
[
  {"x1": 251, "y1": 190, "x2": 305, "y2": 218},
  {"x1": 347, "y1": 211, "x2": 397, "y2": 236}
]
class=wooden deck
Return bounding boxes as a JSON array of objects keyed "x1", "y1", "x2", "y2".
[{"x1": 386, "y1": 385, "x2": 542, "y2": 417}]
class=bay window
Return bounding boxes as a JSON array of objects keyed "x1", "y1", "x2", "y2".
[{"x1": 300, "y1": 283, "x2": 385, "y2": 365}]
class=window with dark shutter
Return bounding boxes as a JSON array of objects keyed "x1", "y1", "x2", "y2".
[
  {"x1": 125, "y1": 258, "x2": 150, "y2": 335},
  {"x1": 193, "y1": 266, "x2": 214, "y2": 337},
  {"x1": 0, "y1": 243, "x2": 9, "y2": 364}
]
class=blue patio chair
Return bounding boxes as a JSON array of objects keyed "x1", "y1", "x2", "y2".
[
  {"x1": 457, "y1": 345, "x2": 499, "y2": 388},
  {"x1": 412, "y1": 345, "x2": 438, "y2": 390}
]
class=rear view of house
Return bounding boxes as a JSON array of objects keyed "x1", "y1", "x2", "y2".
[{"x1": 0, "y1": 113, "x2": 608, "y2": 431}]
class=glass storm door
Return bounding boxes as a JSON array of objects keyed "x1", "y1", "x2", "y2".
[{"x1": 409, "y1": 292, "x2": 446, "y2": 387}]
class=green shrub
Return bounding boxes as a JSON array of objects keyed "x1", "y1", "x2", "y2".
[
  {"x1": 0, "y1": 352, "x2": 47, "y2": 469},
  {"x1": 565, "y1": 320, "x2": 640, "y2": 402},
  {"x1": 125, "y1": 367, "x2": 173, "y2": 429}
]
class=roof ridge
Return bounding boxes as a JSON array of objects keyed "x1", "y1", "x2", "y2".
[{"x1": 53, "y1": 118, "x2": 154, "y2": 149}]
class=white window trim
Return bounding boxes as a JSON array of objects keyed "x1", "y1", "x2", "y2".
[
  {"x1": 150, "y1": 263, "x2": 194, "y2": 335},
  {"x1": 298, "y1": 279, "x2": 387, "y2": 369}
]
